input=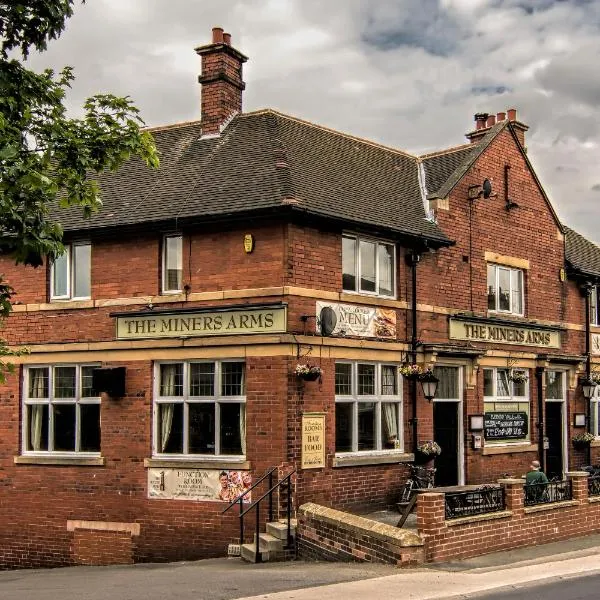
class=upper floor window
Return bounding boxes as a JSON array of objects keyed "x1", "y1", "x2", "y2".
[
  {"x1": 590, "y1": 286, "x2": 600, "y2": 326},
  {"x1": 23, "y1": 364, "x2": 100, "y2": 454},
  {"x1": 342, "y1": 234, "x2": 395, "y2": 298},
  {"x1": 51, "y1": 243, "x2": 91, "y2": 300},
  {"x1": 335, "y1": 362, "x2": 402, "y2": 453},
  {"x1": 154, "y1": 360, "x2": 246, "y2": 457},
  {"x1": 487, "y1": 264, "x2": 523, "y2": 315},
  {"x1": 592, "y1": 386, "x2": 600, "y2": 438},
  {"x1": 162, "y1": 235, "x2": 183, "y2": 294}
]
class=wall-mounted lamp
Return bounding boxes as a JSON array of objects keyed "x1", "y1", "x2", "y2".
[
  {"x1": 580, "y1": 377, "x2": 597, "y2": 400},
  {"x1": 469, "y1": 414, "x2": 485, "y2": 432},
  {"x1": 420, "y1": 370, "x2": 439, "y2": 402}
]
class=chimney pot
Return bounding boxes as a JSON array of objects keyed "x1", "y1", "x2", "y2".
[
  {"x1": 497, "y1": 111, "x2": 506, "y2": 122},
  {"x1": 486, "y1": 115, "x2": 496, "y2": 127},
  {"x1": 212, "y1": 27, "x2": 224, "y2": 44},
  {"x1": 223, "y1": 32, "x2": 231, "y2": 45},
  {"x1": 507, "y1": 108, "x2": 517, "y2": 121}
]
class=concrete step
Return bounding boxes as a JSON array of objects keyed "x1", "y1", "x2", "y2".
[
  {"x1": 254, "y1": 532, "x2": 284, "y2": 553},
  {"x1": 266, "y1": 520, "x2": 296, "y2": 541},
  {"x1": 241, "y1": 542, "x2": 286, "y2": 563}
]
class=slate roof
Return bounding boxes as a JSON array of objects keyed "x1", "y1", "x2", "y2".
[
  {"x1": 565, "y1": 226, "x2": 600, "y2": 279},
  {"x1": 52, "y1": 109, "x2": 451, "y2": 245}
]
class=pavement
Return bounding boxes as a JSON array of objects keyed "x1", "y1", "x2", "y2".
[{"x1": 1, "y1": 533, "x2": 600, "y2": 600}]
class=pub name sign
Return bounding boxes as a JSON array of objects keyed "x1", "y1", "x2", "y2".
[
  {"x1": 449, "y1": 319, "x2": 560, "y2": 349},
  {"x1": 116, "y1": 306, "x2": 287, "y2": 340}
]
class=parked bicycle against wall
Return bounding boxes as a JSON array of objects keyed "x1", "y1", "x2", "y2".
[{"x1": 399, "y1": 464, "x2": 436, "y2": 503}]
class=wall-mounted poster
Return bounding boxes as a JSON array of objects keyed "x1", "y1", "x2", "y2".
[
  {"x1": 301, "y1": 413, "x2": 326, "y2": 469},
  {"x1": 316, "y1": 301, "x2": 396, "y2": 339},
  {"x1": 148, "y1": 469, "x2": 252, "y2": 502}
]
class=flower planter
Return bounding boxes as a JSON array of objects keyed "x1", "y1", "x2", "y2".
[
  {"x1": 415, "y1": 450, "x2": 437, "y2": 466},
  {"x1": 573, "y1": 440, "x2": 591, "y2": 451},
  {"x1": 298, "y1": 372, "x2": 320, "y2": 382}
]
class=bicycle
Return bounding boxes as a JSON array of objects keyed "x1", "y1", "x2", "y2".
[{"x1": 397, "y1": 464, "x2": 436, "y2": 527}]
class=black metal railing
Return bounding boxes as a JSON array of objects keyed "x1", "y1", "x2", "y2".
[
  {"x1": 239, "y1": 468, "x2": 296, "y2": 563},
  {"x1": 445, "y1": 485, "x2": 505, "y2": 520},
  {"x1": 222, "y1": 466, "x2": 277, "y2": 546},
  {"x1": 524, "y1": 479, "x2": 572, "y2": 506},
  {"x1": 589, "y1": 475, "x2": 600, "y2": 497}
]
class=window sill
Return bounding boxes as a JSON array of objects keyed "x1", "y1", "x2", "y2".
[
  {"x1": 46, "y1": 298, "x2": 94, "y2": 310},
  {"x1": 483, "y1": 443, "x2": 536, "y2": 455},
  {"x1": 333, "y1": 452, "x2": 414, "y2": 468},
  {"x1": 340, "y1": 291, "x2": 398, "y2": 305},
  {"x1": 14, "y1": 455, "x2": 105, "y2": 466},
  {"x1": 144, "y1": 458, "x2": 250, "y2": 470}
]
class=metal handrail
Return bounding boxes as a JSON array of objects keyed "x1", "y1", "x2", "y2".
[
  {"x1": 239, "y1": 468, "x2": 296, "y2": 563},
  {"x1": 221, "y1": 466, "x2": 277, "y2": 515}
]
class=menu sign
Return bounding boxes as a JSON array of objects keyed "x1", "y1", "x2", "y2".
[
  {"x1": 316, "y1": 301, "x2": 396, "y2": 339},
  {"x1": 301, "y1": 413, "x2": 326, "y2": 469},
  {"x1": 484, "y1": 412, "x2": 528, "y2": 440}
]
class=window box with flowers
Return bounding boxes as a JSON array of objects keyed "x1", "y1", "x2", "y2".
[
  {"x1": 295, "y1": 364, "x2": 323, "y2": 382},
  {"x1": 400, "y1": 364, "x2": 423, "y2": 380},
  {"x1": 572, "y1": 432, "x2": 595, "y2": 451}
]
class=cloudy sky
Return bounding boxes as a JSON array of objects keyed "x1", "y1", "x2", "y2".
[{"x1": 24, "y1": 0, "x2": 600, "y2": 241}]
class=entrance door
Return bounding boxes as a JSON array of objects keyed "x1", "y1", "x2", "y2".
[
  {"x1": 545, "y1": 402, "x2": 564, "y2": 478},
  {"x1": 433, "y1": 402, "x2": 459, "y2": 486}
]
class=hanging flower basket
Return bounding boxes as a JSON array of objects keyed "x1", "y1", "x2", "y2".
[
  {"x1": 508, "y1": 370, "x2": 528, "y2": 384},
  {"x1": 572, "y1": 432, "x2": 594, "y2": 450},
  {"x1": 295, "y1": 363, "x2": 322, "y2": 382},
  {"x1": 415, "y1": 440, "x2": 441, "y2": 464},
  {"x1": 400, "y1": 364, "x2": 423, "y2": 380}
]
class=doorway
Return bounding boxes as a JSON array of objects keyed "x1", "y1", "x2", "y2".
[{"x1": 545, "y1": 402, "x2": 564, "y2": 478}]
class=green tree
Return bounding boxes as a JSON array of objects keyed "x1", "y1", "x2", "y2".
[{"x1": 0, "y1": 1, "x2": 159, "y2": 378}]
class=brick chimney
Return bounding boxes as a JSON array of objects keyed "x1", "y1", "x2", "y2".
[
  {"x1": 195, "y1": 27, "x2": 248, "y2": 136},
  {"x1": 465, "y1": 108, "x2": 529, "y2": 148}
]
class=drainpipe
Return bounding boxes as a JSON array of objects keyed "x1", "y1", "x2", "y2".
[
  {"x1": 409, "y1": 252, "x2": 421, "y2": 455},
  {"x1": 584, "y1": 284, "x2": 592, "y2": 466},
  {"x1": 535, "y1": 366, "x2": 545, "y2": 472}
]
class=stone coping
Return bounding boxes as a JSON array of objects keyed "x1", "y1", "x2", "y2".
[
  {"x1": 446, "y1": 510, "x2": 513, "y2": 527},
  {"x1": 299, "y1": 502, "x2": 423, "y2": 547},
  {"x1": 524, "y1": 500, "x2": 580, "y2": 514}
]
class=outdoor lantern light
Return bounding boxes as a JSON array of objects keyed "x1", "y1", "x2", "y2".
[
  {"x1": 581, "y1": 377, "x2": 597, "y2": 400},
  {"x1": 420, "y1": 370, "x2": 439, "y2": 402}
]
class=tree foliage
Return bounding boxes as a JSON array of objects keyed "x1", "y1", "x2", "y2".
[{"x1": 0, "y1": 1, "x2": 159, "y2": 378}]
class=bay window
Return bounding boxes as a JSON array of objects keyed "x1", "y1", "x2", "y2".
[
  {"x1": 154, "y1": 360, "x2": 246, "y2": 457},
  {"x1": 342, "y1": 234, "x2": 395, "y2": 298},
  {"x1": 51, "y1": 243, "x2": 91, "y2": 300},
  {"x1": 335, "y1": 362, "x2": 402, "y2": 453},
  {"x1": 487, "y1": 264, "x2": 523, "y2": 315},
  {"x1": 23, "y1": 365, "x2": 100, "y2": 454}
]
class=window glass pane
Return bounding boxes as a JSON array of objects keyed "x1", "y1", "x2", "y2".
[
  {"x1": 81, "y1": 366, "x2": 96, "y2": 398},
  {"x1": 545, "y1": 371, "x2": 563, "y2": 400},
  {"x1": 497, "y1": 369, "x2": 510, "y2": 396},
  {"x1": 189, "y1": 403, "x2": 215, "y2": 454},
  {"x1": 190, "y1": 363, "x2": 215, "y2": 396},
  {"x1": 335, "y1": 363, "x2": 352, "y2": 395},
  {"x1": 158, "y1": 403, "x2": 183, "y2": 453},
  {"x1": 357, "y1": 402, "x2": 376, "y2": 450},
  {"x1": 221, "y1": 362, "x2": 244, "y2": 396},
  {"x1": 359, "y1": 240, "x2": 376, "y2": 293},
  {"x1": 335, "y1": 402, "x2": 353, "y2": 452},
  {"x1": 592, "y1": 288, "x2": 598, "y2": 325},
  {"x1": 73, "y1": 244, "x2": 91, "y2": 298},
  {"x1": 378, "y1": 243, "x2": 394, "y2": 297},
  {"x1": 54, "y1": 367, "x2": 76, "y2": 398},
  {"x1": 80, "y1": 404, "x2": 100, "y2": 452},
  {"x1": 381, "y1": 366, "x2": 397, "y2": 395},
  {"x1": 53, "y1": 404, "x2": 76, "y2": 451},
  {"x1": 164, "y1": 236, "x2": 182, "y2": 291},
  {"x1": 498, "y1": 268, "x2": 510, "y2": 311},
  {"x1": 28, "y1": 368, "x2": 49, "y2": 398},
  {"x1": 160, "y1": 363, "x2": 183, "y2": 396},
  {"x1": 487, "y1": 264, "x2": 496, "y2": 310},
  {"x1": 593, "y1": 401, "x2": 600, "y2": 437},
  {"x1": 382, "y1": 403, "x2": 400, "y2": 448},
  {"x1": 434, "y1": 366, "x2": 459, "y2": 399},
  {"x1": 220, "y1": 403, "x2": 243, "y2": 455},
  {"x1": 512, "y1": 370, "x2": 527, "y2": 397},
  {"x1": 342, "y1": 237, "x2": 356, "y2": 291},
  {"x1": 52, "y1": 251, "x2": 69, "y2": 297},
  {"x1": 483, "y1": 369, "x2": 494, "y2": 396},
  {"x1": 511, "y1": 269, "x2": 522, "y2": 314},
  {"x1": 357, "y1": 364, "x2": 375, "y2": 395},
  {"x1": 27, "y1": 404, "x2": 48, "y2": 451}
]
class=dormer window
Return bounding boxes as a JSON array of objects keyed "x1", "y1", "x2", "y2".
[{"x1": 342, "y1": 234, "x2": 395, "y2": 298}]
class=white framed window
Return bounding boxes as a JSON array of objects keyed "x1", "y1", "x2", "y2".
[
  {"x1": 483, "y1": 367, "x2": 529, "y2": 443},
  {"x1": 23, "y1": 365, "x2": 100, "y2": 454},
  {"x1": 154, "y1": 360, "x2": 246, "y2": 457},
  {"x1": 50, "y1": 243, "x2": 91, "y2": 300},
  {"x1": 487, "y1": 263, "x2": 523, "y2": 315},
  {"x1": 591, "y1": 286, "x2": 600, "y2": 326},
  {"x1": 591, "y1": 386, "x2": 600, "y2": 438},
  {"x1": 335, "y1": 362, "x2": 402, "y2": 453},
  {"x1": 342, "y1": 234, "x2": 396, "y2": 298},
  {"x1": 545, "y1": 370, "x2": 565, "y2": 401},
  {"x1": 162, "y1": 235, "x2": 183, "y2": 294}
]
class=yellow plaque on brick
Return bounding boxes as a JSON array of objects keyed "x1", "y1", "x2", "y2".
[{"x1": 301, "y1": 413, "x2": 326, "y2": 469}]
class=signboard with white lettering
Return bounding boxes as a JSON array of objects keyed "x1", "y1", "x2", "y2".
[
  {"x1": 116, "y1": 306, "x2": 286, "y2": 340},
  {"x1": 148, "y1": 468, "x2": 252, "y2": 502},
  {"x1": 484, "y1": 412, "x2": 528, "y2": 440},
  {"x1": 449, "y1": 319, "x2": 560, "y2": 349},
  {"x1": 301, "y1": 413, "x2": 326, "y2": 469},
  {"x1": 316, "y1": 301, "x2": 396, "y2": 339}
]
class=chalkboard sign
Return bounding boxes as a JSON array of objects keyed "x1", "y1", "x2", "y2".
[{"x1": 484, "y1": 412, "x2": 528, "y2": 440}]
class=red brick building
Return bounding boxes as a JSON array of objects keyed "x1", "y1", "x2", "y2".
[{"x1": 1, "y1": 27, "x2": 600, "y2": 568}]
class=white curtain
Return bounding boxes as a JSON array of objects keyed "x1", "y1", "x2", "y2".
[
  {"x1": 160, "y1": 365, "x2": 177, "y2": 452},
  {"x1": 239, "y1": 404, "x2": 246, "y2": 455},
  {"x1": 29, "y1": 369, "x2": 47, "y2": 451},
  {"x1": 382, "y1": 403, "x2": 398, "y2": 446}
]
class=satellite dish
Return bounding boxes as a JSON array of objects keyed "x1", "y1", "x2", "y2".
[
  {"x1": 482, "y1": 178, "x2": 493, "y2": 199},
  {"x1": 319, "y1": 306, "x2": 337, "y2": 337}
]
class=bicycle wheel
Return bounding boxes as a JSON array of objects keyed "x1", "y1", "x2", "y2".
[{"x1": 400, "y1": 479, "x2": 415, "y2": 503}]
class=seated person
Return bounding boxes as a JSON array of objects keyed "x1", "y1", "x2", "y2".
[{"x1": 525, "y1": 460, "x2": 549, "y2": 501}]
